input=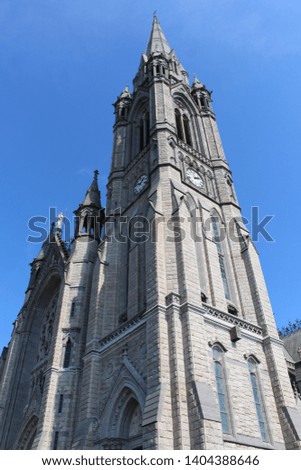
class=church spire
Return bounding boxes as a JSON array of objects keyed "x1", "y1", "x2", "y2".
[
  {"x1": 74, "y1": 170, "x2": 105, "y2": 240},
  {"x1": 145, "y1": 15, "x2": 172, "y2": 57},
  {"x1": 81, "y1": 170, "x2": 101, "y2": 208}
]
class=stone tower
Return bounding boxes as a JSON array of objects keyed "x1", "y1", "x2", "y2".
[{"x1": 0, "y1": 16, "x2": 300, "y2": 450}]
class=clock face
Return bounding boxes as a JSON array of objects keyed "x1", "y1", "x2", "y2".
[
  {"x1": 186, "y1": 168, "x2": 204, "y2": 188},
  {"x1": 134, "y1": 174, "x2": 148, "y2": 194}
]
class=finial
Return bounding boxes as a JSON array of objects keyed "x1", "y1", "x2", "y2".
[
  {"x1": 193, "y1": 73, "x2": 200, "y2": 84},
  {"x1": 153, "y1": 10, "x2": 157, "y2": 18},
  {"x1": 94, "y1": 169, "x2": 99, "y2": 180}
]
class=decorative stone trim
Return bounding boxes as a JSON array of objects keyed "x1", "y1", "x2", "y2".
[
  {"x1": 99, "y1": 312, "x2": 145, "y2": 347},
  {"x1": 165, "y1": 292, "x2": 181, "y2": 306},
  {"x1": 202, "y1": 304, "x2": 263, "y2": 336},
  {"x1": 178, "y1": 139, "x2": 211, "y2": 166},
  {"x1": 62, "y1": 327, "x2": 81, "y2": 334},
  {"x1": 124, "y1": 144, "x2": 151, "y2": 176}
]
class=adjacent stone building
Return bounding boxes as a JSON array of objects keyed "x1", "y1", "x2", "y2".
[
  {"x1": 283, "y1": 329, "x2": 301, "y2": 408},
  {"x1": 0, "y1": 16, "x2": 301, "y2": 450}
]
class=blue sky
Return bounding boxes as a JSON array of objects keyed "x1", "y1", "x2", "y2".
[{"x1": 1, "y1": 0, "x2": 301, "y2": 348}]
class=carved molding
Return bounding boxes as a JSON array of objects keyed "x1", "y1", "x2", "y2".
[
  {"x1": 99, "y1": 313, "x2": 145, "y2": 348},
  {"x1": 178, "y1": 139, "x2": 211, "y2": 166},
  {"x1": 202, "y1": 304, "x2": 263, "y2": 336},
  {"x1": 165, "y1": 292, "x2": 181, "y2": 306}
]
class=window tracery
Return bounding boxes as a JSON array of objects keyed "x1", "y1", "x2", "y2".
[{"x1": 37, "y1": 292, "x2": 59, "y2": 362}]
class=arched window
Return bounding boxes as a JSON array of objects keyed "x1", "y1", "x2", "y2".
[
  {"x1": 248, "y1": 358, "x2": 269, "y2": 442},
  {"x1": 70, "y1": 302, "x2": 76, "y2": 317},
  {"x1": 82, "y1": 216, "x2": 88, "y2": 233},
  {"x1": 58, "y1": 394, "x2": 64, "y2": 413},
  {"x1": 136, "y1": 111, "x2": 150, "y2": 153},
  {"x1": 37, "y1": 292, "x2": 59, "y2": 362},
  {"x1": 212, "y1": 216, "x2": 231, "y2": 300},
  {"x1": 212, "y1": 346, "x2": 231, "y2": 434},
  {"x1": 63, "y1": 338, "x2": 72, "y2": 369},
  {"x1": 139, "y1": 119, "x2": 144, "y2": 152},
  {"x1": 183, "y1": 114, "x2": 192, "y2": 146},
  {"x1": 175, "y1": 109, "x2": 184, "y2": 141},
  {"x1": 175, "y1": 108, "x2": 193, "y2": 147},
  {"x1": 145, "y1": 113, "x2": 150, "y2": 145}
]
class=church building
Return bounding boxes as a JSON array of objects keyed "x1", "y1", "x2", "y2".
[{"x1": 0, "y1": 16, "x2": 301, "y2": 450}]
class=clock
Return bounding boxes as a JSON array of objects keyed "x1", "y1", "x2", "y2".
[
  {"x1": 134, "y1": 174, "x2": 148, "y2": 194},
  {"x1": 186, "y1": 168, "x2": 204, "y2": 188}
]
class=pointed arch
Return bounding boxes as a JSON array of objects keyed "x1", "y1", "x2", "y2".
[
  {"x1": 173, "y1": 90, "x2": 201, "y2": 150},
  {"x1": 211, "y1": 345, "x2": 232, "y2": 435},
  {"x1": 246, "y1": 356, "x2": 269, "y2": 442},
  {"x1": 209, "y1": 340, "x2": 228, "y2": 353},
  {"x1": 120, "y1": 397, "x2": 143, "y2": 449},
  {"x1": 127, "y1": 200, "x2": 150, "y2": 318},
  {"x1": 184, "y1": 192, "x2": 198, "y2": 215},
  {"x1": 15, "y1": 415, "x2": 39, "y2": 450},
  {"x1": 63, "y1": 338, "x2": 72, "y2": 369},
  {"x1": 126, "y1": 95, "x2": 150, "y2": 159},
  {"x1": 173, "y1": 91, "x2": 199, "y2": 116},
  {"x1": 25, "y1": 269, "x2": 62, "y2": 329},
  {"x1": 99, "y1": 362, "x2": 146, "y2": 446},
  {"x1": 183, "y1": 114, "x2": 192, "y2": 146},
  {"x1": 4, "y1": 269, "x2": 62, "y2": 451},
  {"x1": 107, "y1": 387, "x2": 143, "y2": 449}
]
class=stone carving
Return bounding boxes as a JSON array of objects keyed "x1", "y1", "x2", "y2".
[
  {"x1": 203, "y1": 304, "x2": 263, "y2": 336},
  {"x1": 99, "y1": 312, "x2": 145, "y2": 348},
  {"x1": 104, "y1": 362, "x2": 114, "y2": 380},
  {"x1": 57, "y1": 212, "x2": 64, "y2": 230},
  {"x1": 37, "y1": 293, "x2": 58, "y2": 362},
  {"x1": 177, "y1": 139, "x2": 211, "y2": 166},
  {"x1": 165, "y1": 292, "x2": 181, "y2": 306}
]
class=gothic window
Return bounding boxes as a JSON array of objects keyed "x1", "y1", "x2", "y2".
[
  {"x1": 137, "y1": 111, "x2": 150, "y2": 153},
  {"x1": 183, "y1": 114, "x2": 192, "y2": 146},
  {"x1": 212, "y1": 216, "x2": 231, "y2": 301},
  {"x1": 37, "y1": 292, "x2": 59, "y2": 362},
  {"x1": 175, "y1": 109, "x2": 184, "y2": 141},
  {"x1": 139, "y1": 119, "x2": 144, "y2": 152},
  {"x1": 63, "y1": 339, "x2": 72, "y2": 369},
  {"x1": 145, "y1": 113, "x2": 150, "y2": 145},
  {"x1": 80, "y1": 213, "x2": 96, "y2": 236},
  {"x1": 248, "y1": 358, "x2": 269, "y2": 442},
  {"x1": 127, "y1": 215, "x2": 147, "y2": 315},
  {"x1": 58, "y1": 394, "x2": 64, "y2": 413},
  {"x1": 82, "y1": 216, "x2": 88, "y2": 233},
  {"x1": 70, "y1": 302, "x2": 76, "y2": 317},
  {"x1": 212, "y1": 346, "x2": 231, "y2": 434},
  {"x1": 175, "y1": 108, "x2": 193, "y2": 147}
]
